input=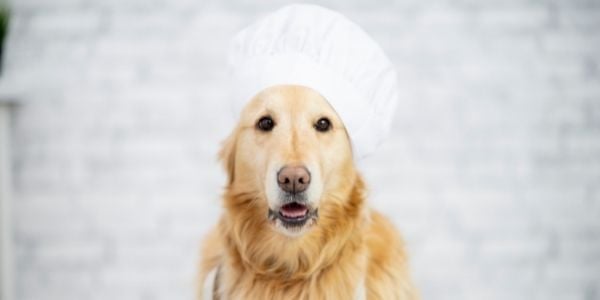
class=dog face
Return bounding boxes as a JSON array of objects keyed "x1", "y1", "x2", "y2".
[{"x1": 220, "y1": 85, "x2": 354, "y2": 237}]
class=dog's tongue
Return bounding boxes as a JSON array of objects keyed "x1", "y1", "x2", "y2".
[{"x1": 280, "y1": 203, "x2": 308, "y2": 218}]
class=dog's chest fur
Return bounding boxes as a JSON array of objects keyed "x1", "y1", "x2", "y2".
[{"x1": 212, "y1": 254, "x2": 367, "y2": 300}]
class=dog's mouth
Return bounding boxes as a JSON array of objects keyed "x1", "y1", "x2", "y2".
[
  {"x1": 281, "y1": 202, "x2": 308, "y2": 219},
  {"x1": 268, "y1": 202, "x2": 318, "y2": 228}
]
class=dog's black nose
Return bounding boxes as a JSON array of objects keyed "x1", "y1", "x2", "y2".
[{"x1": 277, "y1": 165, "x2": 311, "y2": 194}]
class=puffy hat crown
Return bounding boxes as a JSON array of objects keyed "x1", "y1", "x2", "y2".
[{"x1": 228, "y1": 4, "x2": 398, "y2": 159}]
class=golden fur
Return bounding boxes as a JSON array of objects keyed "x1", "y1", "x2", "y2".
[{"x1": 198, "y1": 85, "x2": 418, "y2": 299}]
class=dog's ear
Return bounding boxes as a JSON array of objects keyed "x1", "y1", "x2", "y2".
[{"x1": 218, "y1": 131, "x2": 237, "y2": 185}]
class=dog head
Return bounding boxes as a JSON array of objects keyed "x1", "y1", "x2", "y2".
[{"x1": 220, "y1": 85, "x2": 356, "y2": 237}]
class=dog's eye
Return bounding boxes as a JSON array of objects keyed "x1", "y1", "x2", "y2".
[
  {"x1": 314, "y1": 117, "x2": 331, "y2": 132},
  {"x1": 257, "y1": 116, "x2": 275, "y2": 132}
]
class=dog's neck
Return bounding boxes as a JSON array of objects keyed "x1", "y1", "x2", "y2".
[{"x1": 221, "y1": 173, "x2": 368, "y2": 281}]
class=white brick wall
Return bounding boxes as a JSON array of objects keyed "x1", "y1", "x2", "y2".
[{"x1": 1, "y1": 0, "x2": 599, "y2": 299}]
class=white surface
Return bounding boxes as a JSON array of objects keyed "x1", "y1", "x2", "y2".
[
  {"x1": 0, "y1": 104, "x2": 14, "y2": 300},
  {"x1": 1, "y1": 0, "x2": 600, "y2": 299},
  {"x1": 201, "y1": 267, "x2": 216, "y2": 300}
]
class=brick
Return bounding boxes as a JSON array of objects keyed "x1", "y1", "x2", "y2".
[
  {"x1": 479, "y1": 236, "x2": 552, "y2": 263},
  {"x1": 542, "y1": 32, "x2": 600, "y2": 55},
  {"x1": 111, "y1": 241, "x2": 186, "y2": 269},
  {"x1": 33, "y1": 239, "x2": 106, "y2": 267},
  {"x1": 475, "y1": 7, "x2": 550, "y2": 32},
  {"x1": 28, "y1": 10, "x2": 103, "y2": 37},
  {"x1": 544, "y1": 259, "x2": 600, "y2": 286},
  {"x1": 559, "y1": 10, "x2": 600, "y2": 30},
  {"x1": 558, "y1": 237, "x2": 600, "y2": 261}
]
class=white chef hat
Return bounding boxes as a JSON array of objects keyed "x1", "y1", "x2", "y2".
[{"x1": 228, "y1": 4, "x2": 398, "y2": 159}]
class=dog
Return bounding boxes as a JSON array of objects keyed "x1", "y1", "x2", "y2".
[{"x1": 198, "y1": 85, "x2": 418, "y2": 299}]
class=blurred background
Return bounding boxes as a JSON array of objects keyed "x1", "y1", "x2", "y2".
[{"x1": 0, "y1": 0, "x2": 599, "y2": 299}]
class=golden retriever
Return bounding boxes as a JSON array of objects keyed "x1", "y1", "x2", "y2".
[{"x1": 198, "y1": 85, "x2": 418, "y2": 299}]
